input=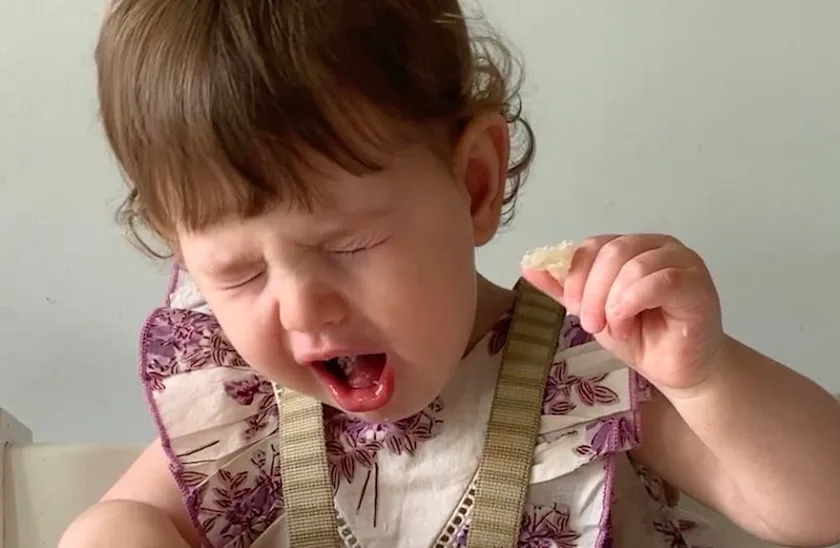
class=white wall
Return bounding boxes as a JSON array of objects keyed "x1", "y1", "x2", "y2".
[
  {"x1": 2, "y1": 0, "x2": 838, "y2": 443},
  {"x1": 1, "y1": 1, "x2": 169, "y2": 442}
]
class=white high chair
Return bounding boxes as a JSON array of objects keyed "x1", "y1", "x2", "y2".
[
  {"x1": 2, "y1": 405, "x2": 838, "y2": 548},
  {"x1": 1, "y1": 410, "x2": 143, "y2": 548}
]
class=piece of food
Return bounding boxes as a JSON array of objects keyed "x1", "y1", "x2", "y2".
[{"x1": 521, "y1": 241, "x2": 577, "y2": 282}]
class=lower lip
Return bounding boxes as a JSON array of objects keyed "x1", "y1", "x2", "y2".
[{"x1": 315, "y1": 356, "x2": 396, "y2": 413}]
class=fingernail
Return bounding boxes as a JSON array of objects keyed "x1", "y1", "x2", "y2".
[{"x1": 581, "y1": 315, "x2": 596, "y2": 334}]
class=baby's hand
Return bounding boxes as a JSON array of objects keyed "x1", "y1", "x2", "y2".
[{"x1": 522, "y1": 234, "x2": 725, "y2": 393}]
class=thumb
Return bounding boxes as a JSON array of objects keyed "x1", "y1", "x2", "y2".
[{"x1": 521, "y1": 268, "x2": 566, "y2": 305}]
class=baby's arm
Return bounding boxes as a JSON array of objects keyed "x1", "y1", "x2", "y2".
[
  {"x1": 632, "y1": 337, "x2": 840, "y2": 546},
  {"x1": 59, "y1": 439, "x2": 199, "y2": 548}
]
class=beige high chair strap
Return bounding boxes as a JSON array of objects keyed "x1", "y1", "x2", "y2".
[
  {"x1": 467, "y1": 281, "x2": 565, "y2": 548},
  {"x1": 275, "y1": 386, "x2": 342, "y2": 547}
]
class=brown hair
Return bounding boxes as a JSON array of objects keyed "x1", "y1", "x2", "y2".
[{"x1": 96, "y1": 0, "x2": 534, "y2": 256}]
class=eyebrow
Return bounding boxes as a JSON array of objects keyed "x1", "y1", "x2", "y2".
[{"x1": 195, "y1": 252, "x2": 263, "y2": 279}]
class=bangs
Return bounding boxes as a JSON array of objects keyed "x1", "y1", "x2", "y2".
[
  {"x1": 97, "y1": 0, "x2": 449, "y2": 241},
  {"x1": 132, "y1": 89, "x2": 413, "y2": 237}
]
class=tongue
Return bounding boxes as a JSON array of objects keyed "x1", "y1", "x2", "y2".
[{"x1": 346, "y1": 354, "x2": 386, "y2": 389}]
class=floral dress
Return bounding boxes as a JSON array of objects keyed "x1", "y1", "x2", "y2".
[{"x1": 140, "y1": 269, "x2": 716, "y2": 547}]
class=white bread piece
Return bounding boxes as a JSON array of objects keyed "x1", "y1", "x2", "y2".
[{"x1": 521, "y1": 241, "x2": 577, "y2": 282}]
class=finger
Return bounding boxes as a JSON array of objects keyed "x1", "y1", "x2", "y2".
[
  {"x1": 608, "y1": 267, "x2": 694, "y2": 324},
  {"x1": 606, "y1": 246, "x2": 686, "y2": 307},
  {"x1": 561, "y1": 235, "x2": 619, "y2": 317},
  {"x1": 604, "y1": 245, "x2": 687, "y2": 338},
  {"x1": 579, "y1": 236, "x2": 662, "y2": 334},
  {"x1": 521, "y1": 268, "x2": 565, "y2": 303}
]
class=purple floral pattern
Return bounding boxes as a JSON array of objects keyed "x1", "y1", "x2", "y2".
[
  {"x1": 224, "y1": 375, "x2": 279, "y2": 440},
  {"x1": 631, "y1": 458, "x2": 668, "y2": 506},
  {"x1": 631, "y1": 458, "x2": 703, "y2": 548},
  {"x1": 652, "y1": 513, "x2": 690, "y2": 548},
  {"x1": 142, "y1": 308, "x2": 248, "y2": 392},
  {"x1": 560, "y1": 316, "x2": 594, "y2": 348},
  {"x1": 543, "y1": 359, "x2": 620, "y2": 416},
  {"x1": 541, "y1": 316, "x2": 620, "y2": 417},
  {"x1": 629, "y1": 456, "x2": 681, "y2": 508},
  {"x1": 571, "y1": 416, "x2": 637, "y2": 459},
  {"x1": 589, "y1": 416, "x2": 636, "y2": 455},
  {"x1": 453, "y1": 504, "x2": 581, "y2": 547},
  {"x1": 142, "y1": 308, "x2": 286, "y2": 547},
  {"x1": 193, "y1": 444, "x2": 285, "y2": 547},
  {"x1": 324, "y1": 399, "x2": 445, "y2": 525},
  {"x1": 453, "y1": 525, "x2": 469, "y2": 547},
  {"x1": 325, "y1": 398, "x2": 445, "y2": 478},
  {"x1": 520, "y1": 504, "x2": 582, "y2": 547}
]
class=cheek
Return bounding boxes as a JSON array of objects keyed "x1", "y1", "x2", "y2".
[
  {"x1": 371, "y1": 228, "x2": 477, "y2": 355},
  {"x1": 206, "y1": 297, "x2": 288, "y2": 374},
  {"x1": 385, "y1": 189, "x2": 477, "y2": 333}
]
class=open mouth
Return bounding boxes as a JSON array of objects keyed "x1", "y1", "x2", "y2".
[
  {"x1": 314, "y1": 353, "x2": 394, "y2": 413},
  {"x1": 323, "y1": 354, "x2": 387, "y2": 389}
]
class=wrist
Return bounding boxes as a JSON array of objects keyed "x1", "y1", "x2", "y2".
[{"x1": 657, "y1": 334, "x2": 739, "y2": 403}]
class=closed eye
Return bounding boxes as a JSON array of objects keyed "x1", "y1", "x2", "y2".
[
  {"x1": 221, "y1": 271, "x2": 265, "y2": 290},
  {"x1": 332, "y1": 246, "x2": 370, "y2": 256},
  {"x1": 329, "y1": 237, "x2": 388, "y2": 257}
]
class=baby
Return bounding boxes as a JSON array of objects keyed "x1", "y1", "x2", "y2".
[{"x1": 61, "y1": 1, "x2": 840, "y2": 547}]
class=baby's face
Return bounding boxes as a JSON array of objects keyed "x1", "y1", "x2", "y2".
[{"x1": 177, "y1": 142, "x2": 484, "y2": 421}]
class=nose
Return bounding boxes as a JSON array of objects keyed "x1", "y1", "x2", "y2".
[{"x1": 277, "y1": 275, "x2": 347, "y2": 334}]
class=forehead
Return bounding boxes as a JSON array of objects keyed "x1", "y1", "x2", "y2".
[
  {"x1": 177, "y1": 141, "x2": 447, "y2": 252},
  {"x1": 292, "y1": 139, "x2": 449, "y2": 213}
]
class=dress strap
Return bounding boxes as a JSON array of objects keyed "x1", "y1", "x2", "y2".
[
  {"x1": 467, "y1": 280, "x2": 566, "y2": 548},
  {"x1": 275, "y1": 386, "x2": 342, "y2": 547}
]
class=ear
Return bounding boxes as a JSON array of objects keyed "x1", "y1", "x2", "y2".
[{"x1": 452, "y1": 113, "x2": 510, "y2": 246}]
